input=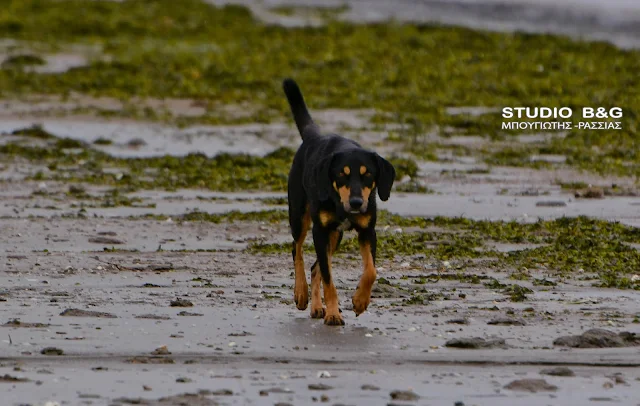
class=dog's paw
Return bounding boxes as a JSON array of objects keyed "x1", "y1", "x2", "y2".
[
  {"x1": 324, "y1": 312, "x2": 345, "y2": 326},
  {"x1": 310, "y1": 307, "x2": 325, "y2": 319},
  {"x1": 352, "y1": 289, "x2": 371, "y2": 316},
  {"x1": 294, "y1": 287, "x2": 309, "y2": 311}
]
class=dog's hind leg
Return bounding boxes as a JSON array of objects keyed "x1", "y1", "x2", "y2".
[
  {"x1": 352, "y1": 227, "x2": 377, "y2": 316},
  {"x1": 309, "y1": 230, "x2": 342, "y2": 319},
  {"x1": 309, "y1": 261, "x2": 323, "y2": 318},
  {"x1": 313, "y1": 225, "x2": 344, "y2": 325},
  {"x1": 291, "y1": 205, "x2": 311, "y2": 310}
]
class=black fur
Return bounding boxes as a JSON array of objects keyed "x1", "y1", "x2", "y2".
[{"x1": 283, "y1": 78, "x2": 396, "y2": 317}]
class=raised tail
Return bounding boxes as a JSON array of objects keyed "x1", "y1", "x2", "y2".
[{"x1": 283, "y1": 78, "x2": 315, "y2": 138}]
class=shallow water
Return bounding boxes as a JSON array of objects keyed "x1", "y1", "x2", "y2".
[{"x1": 210, "y1": 0, "x2": 640, "y2": 48}]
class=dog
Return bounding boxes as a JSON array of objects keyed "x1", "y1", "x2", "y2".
[{"x1": 283, "y1": 78, "x2": 396, "y2": 326}]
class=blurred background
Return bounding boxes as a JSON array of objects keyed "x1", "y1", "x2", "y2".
[{"x1": 0, "y1": 0, "x2": 639, "y2": 264}]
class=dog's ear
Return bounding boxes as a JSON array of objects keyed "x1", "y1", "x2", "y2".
[
  {"x1": 315, "y1": 154, "x2": 335, "y2": 201},
  {"x1": 374, "y1": 153, "x2": 396, "y2": 201}
]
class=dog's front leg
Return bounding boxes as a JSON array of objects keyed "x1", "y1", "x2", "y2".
[
  {"x1": 312, "y1": 224, "x2": 344, "y2": 326},
  {"x1": 292, "y1": 210, "x2": 311, "y2": 310},
  {"x1": 352, "y1": 227, "x2": 377, "y2": 316}
]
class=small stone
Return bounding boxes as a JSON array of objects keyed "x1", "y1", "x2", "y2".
[
  {"x1": 40, "y1": 347, "x2": 64, "y2": 356},
  {"x1": 446, "y1": 318, "x2": 469, "y2": 325},
  {"x1": 553, "y1": 328, "x2": 640, "y2": 348},
  {"x1": 535, "y1": 200, "x2": 567, "y2": 207},
  {"x1": 170, "y1": 298, "x2": 193, "y2": 307},
  {"x1": 539, "y1": 367, "x2": 575, "y2": 377},
  {"x1": 361, "y1": 384, "x2": 380, "y2": 391},
  {"x1": 308, "y1": 383, "x2": 333, "y2": 390},
  {"x1": 504, "y1": 379, "x2": 558, "y2": 393},
  {"x1": 151, "y1": 345, "x2": 171, "y2": 355},
  {"x1": 317, "y1": 371, "x2": 331, "y2": 378},
  {"x1": 88, "y1": 236, "x2": 124, "y2": 245},
  {"x1": 607, "y1": 374, "x2": 627, "y2": 385},
  {"x1": 175, "y1": 377, "x2": 192, "y2": 383},
  {"x1": 487, "y1": 318, "x2": 526, "y2": 326},
  {"x1": 390, "y1": 390, "x2": 420, "y2": 401},
  {"x1": 210, "y1": 389, "x2": 233, "y2": 396},
  {"x1": 445, "y1": 337, "x2": 507, "y2": 349},
  {"x1": 259, "y1": 387, "x2": 293, "y2": 396},
  {"x1": 575, "y1": 187, "x2": 604, "y2": 199}
]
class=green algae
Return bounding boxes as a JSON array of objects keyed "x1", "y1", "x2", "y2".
[
  {"x1": 246, "y1": 212, "x2": 640, "y2": 290},
  {"x1": 0, "y1": 0, "x2": 638, "y2": 177},
  {"x1": 0, "y1": 140, "x2": 296, "y2": 192},
  {"x1": 0, "y1": 135, "x2": 421, "y2": 192},
  {"x1": 1, "y1": 54, "x2": 46, "y2": 69}
]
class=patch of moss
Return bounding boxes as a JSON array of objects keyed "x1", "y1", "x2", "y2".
[
  {"x1": 247, "y1": 211, "x2": 640, "y2": 290},
  {"x1": 395, "y1": 181, "x2": 432, "y2": 194},
  {"x1": 1, "y1": 54, "x2": 46, "y2": 68},
  {"x1": 1, "y1": 137, "x2": 423, "y2": 193},
  {"x1": 0, "y1": 140, "x2": 296, "y2": 192},
  {"x1": 10, "y1": 124, "x2": 54, "y2": 139},
  {"x1": 269, "y1": 5, "x2": 350, "y2": 20},
  {"x1": 557, "y1": 181, "x2": 589, "y2": 190},
  {"x1": 505, "y1": 284, "x2": 533, "y2": 302},
  {"x1": 258, "y1": 196, "x2": 288, "y2": 206},
  {"x1": 181, "y1": 209, "x2": 287, "y2": 224},
  {"x1": 93, "y1": 137, "x2": 113, "y2": 145},
  {"x1": 388, "y1": 156, "x2": 419, "y2": 179}
]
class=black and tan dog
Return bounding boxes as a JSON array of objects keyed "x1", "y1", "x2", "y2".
[{"x1": 283, "y1": 78, "x2": 396, "y2": 326}]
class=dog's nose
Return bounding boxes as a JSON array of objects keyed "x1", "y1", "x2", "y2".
[{"x1": 349, "y1": 197, "x2": 363, "y2": 210}]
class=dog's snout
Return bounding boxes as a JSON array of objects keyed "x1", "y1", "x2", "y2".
[{"x1": 349, "y1": 197, "x2": 364, "y2": 210}]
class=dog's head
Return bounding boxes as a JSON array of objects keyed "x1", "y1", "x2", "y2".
[{"x1": 316, "y1": 149, "x2": 396, "y2": 213}]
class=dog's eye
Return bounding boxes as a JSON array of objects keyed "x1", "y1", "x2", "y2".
[
  {"x1": 364, "y1": 173, "x2": 372, "y2": 177},
  {"x1": 338, "y1": 172, "x2": 346, "y2": 177}
]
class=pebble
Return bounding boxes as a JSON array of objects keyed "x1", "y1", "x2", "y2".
[
  {"x1": 390, "y1": 389, "x2": 420, "y2": 401},
  {"x1": 308, "y1": 383, "x2": 333, "y2": 390},
  {"x1": 504, "y1": 379, "x2": 558, "y2": 392},
  {"x1": 539, "y1": 367, "x2": 575, "y2": 377}
]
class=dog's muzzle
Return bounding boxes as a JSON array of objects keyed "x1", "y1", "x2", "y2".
[{"x1": 346, "y1": 197, "x2": 366, "y2": 213}]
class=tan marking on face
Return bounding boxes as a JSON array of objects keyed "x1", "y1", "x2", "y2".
[
  {"x1": 333, "y1": 181, "x2": 338, "y2": 192},
  {"x1": 338, "y1": 186, "x2": 350, "y2": 205},
  {"x1": 360, "y1": 165, "x2": 367, "y2": 175},
  {"x1": 319, "y1": 210, "x2": 336, "y2": 227},
  {"x1": 343, "y1": 166, "x2": 350, "y2": 175},
  {"x1": 354, "y1": 213, "x2": 371, "y2": 229},
  {"x1": 362, "y1": 186, "x2": 372, "y2": 203}
]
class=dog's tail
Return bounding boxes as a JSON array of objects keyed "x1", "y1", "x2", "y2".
[{"x1": 283, "y1": 78, "x2": 315, "y2": 138}]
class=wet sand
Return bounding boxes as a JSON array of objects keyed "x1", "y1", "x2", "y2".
[
  {"x1": 2, "y1": 153, "x2": 640, "y2": 405},
  {"x1": 2, "y1": 2, "x2": 640, "y2": 397},
  {"x1": 2, "y1": 246, "x2": 640, "y2": 405}
]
